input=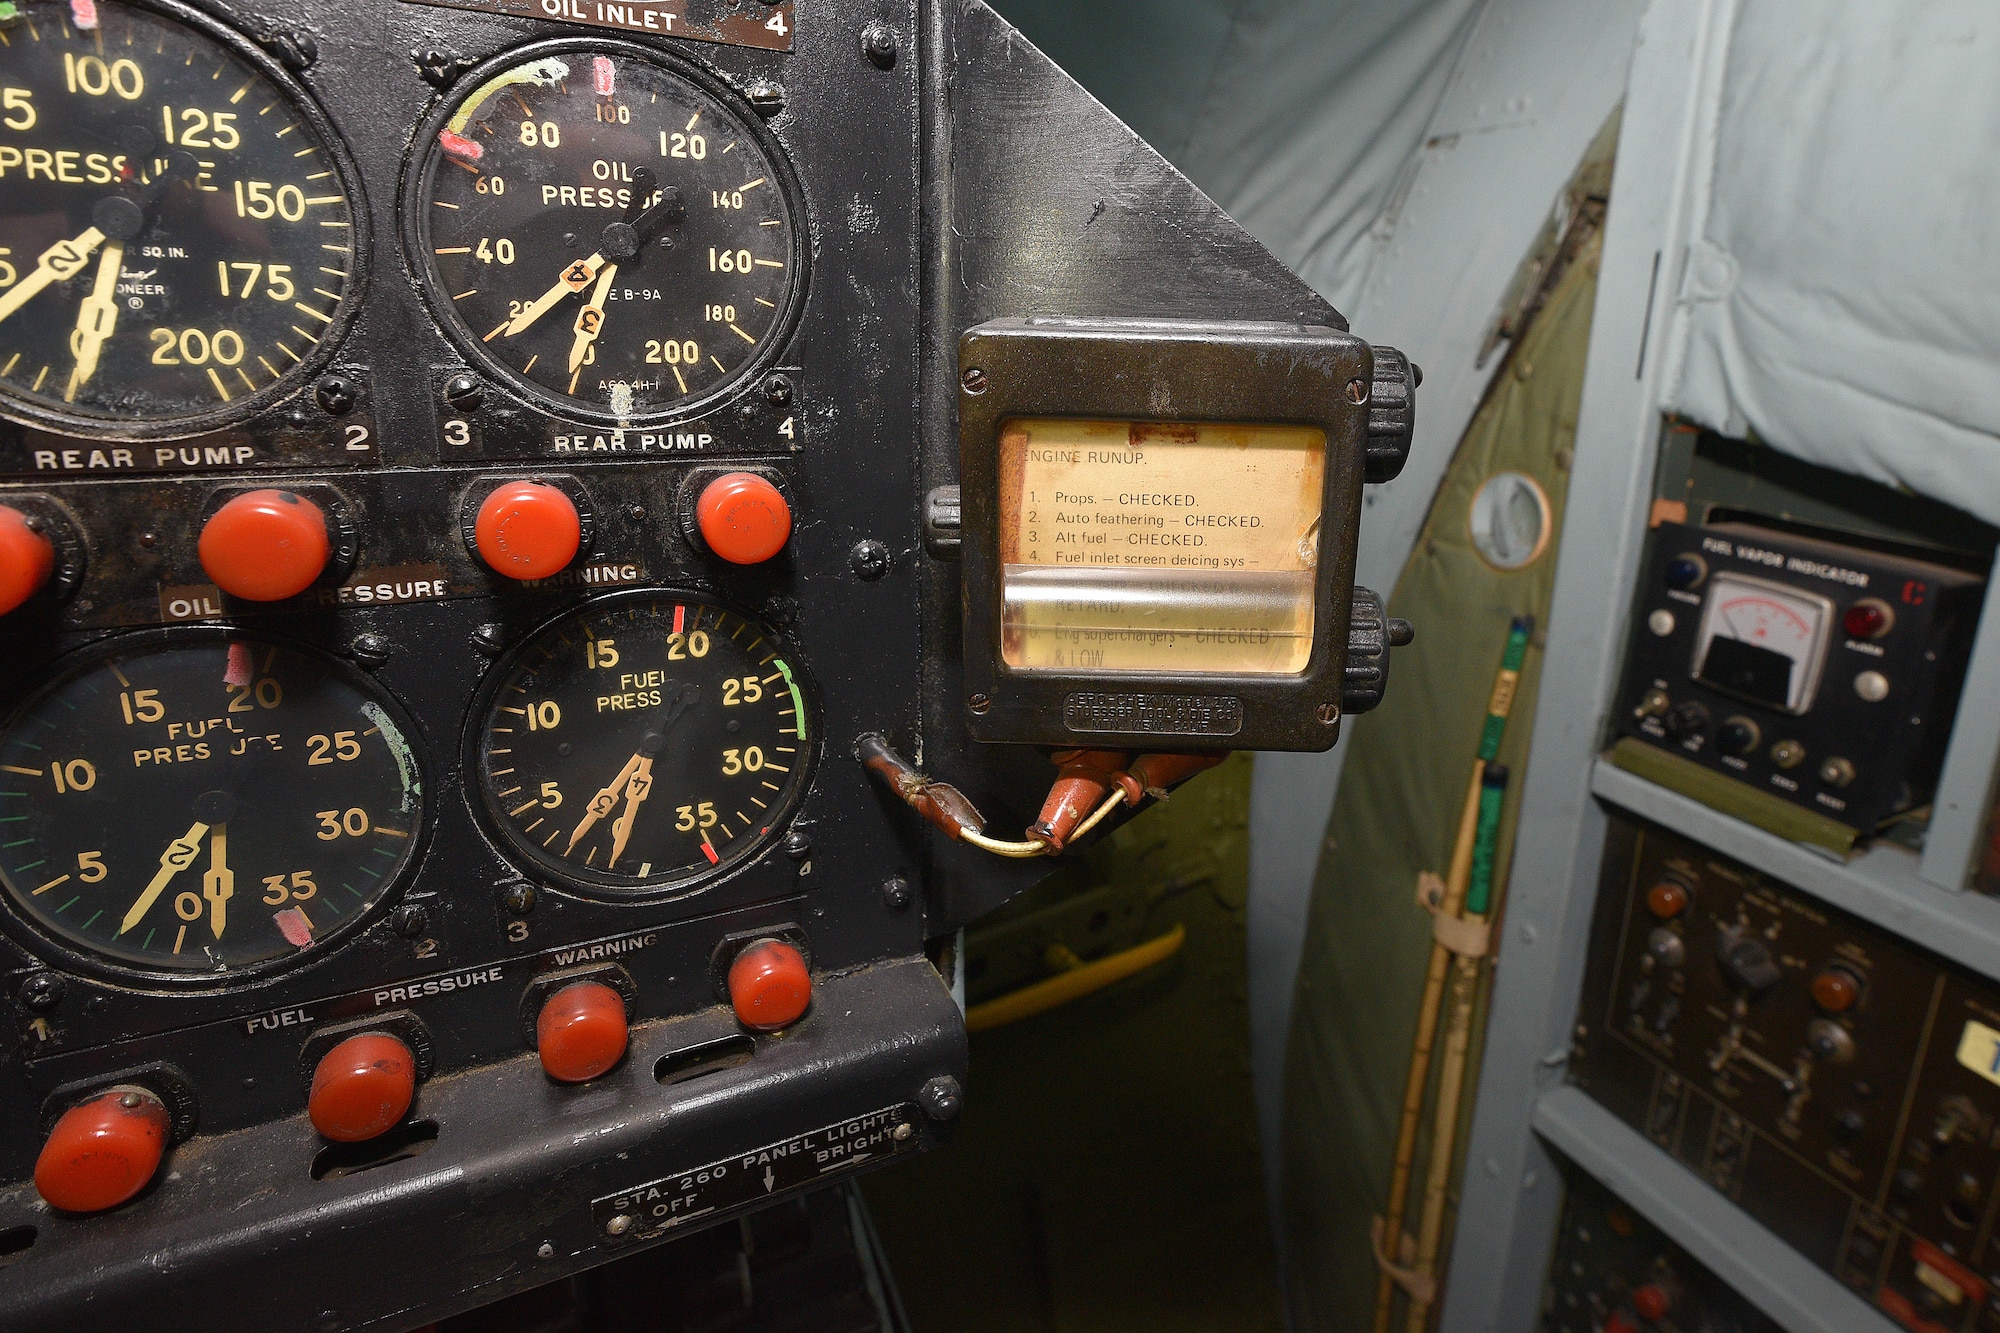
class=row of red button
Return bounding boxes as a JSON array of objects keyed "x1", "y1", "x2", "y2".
[
  {"x1": 0, "y1": 470, "x2": 792, "y2": 613},
  {"x1": 33, "y1": 939, "x2": 812, "y2": 1214}
]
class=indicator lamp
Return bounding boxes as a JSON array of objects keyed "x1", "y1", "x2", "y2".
[
  {"x1": 475, "y1": 481, "x2": 582, "y2": 581},
  {"x1": 696, "y1": 472, "x2": 793, "y2": 565},
  {"x1": 536, "y1": 981, "x2": 630, "y2": 1083},
  {"x1": 199, "y1": 489, "x2": 330, "y2": 601},
  {"x1": 1645, "y1": 879, "x2": 1691, "y2": 919},
  {"x1": 35, "y1": 1086, "x2": 172, "y2": 1214},
  {"x1": 1664, "y1": 554, "x2": 1706, "y2": 590},
  {"x1": 309, "y1": 1032, "x2": 417, "y2": 1142},
  {"x1": 0, "y1": 505, "x2": 55, "y2": 616},
  {"x1": 729, "y1": 939, "x2": 812, "y2": 1031},
  {"x1": 1843, "y1": 599, "x2": 1893, "y2": 639}
]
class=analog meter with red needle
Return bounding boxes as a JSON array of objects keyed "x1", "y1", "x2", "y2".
[{"x1": 1691, "y1": 572, "x2": 1835, "y2": 714}]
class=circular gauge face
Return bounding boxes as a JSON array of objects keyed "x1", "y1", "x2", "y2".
[
  {"x1": 414, "y1": 44, "x2": 803, "y2": 423},
  {"x1": 0, "y1": 636, "x2": 424, "y2": 977},
  {"x1": 0, "y1": 0, "x2": 361, "y2": 428},
  {"x1": 474, "y1": 593, "x2": 816, "y2": 894}
]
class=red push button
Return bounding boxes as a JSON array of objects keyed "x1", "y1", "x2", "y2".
[
  {"x1": 308, "y1": 1032, "x2": 416, "y2": 1142},
  {"x1": 199, "y1": 489, "x2": 329, "y2": 601},
  {"x1": 0, "y1": 506, "x2": 55, "y2": 616},
  {"x1": 1632, "y1": 1284, "x2": 1672, "y2": 1322},
  {"x1": 536, "y1": 980, "x2": 629, "y2": 1083},
  {"x1": 475, "y1": 481, "x2": 581, "y2": 580},
  {"x1": 35, "y1": 1086, "x2": 171, "y2": 1213},
  {"x1": 696, "y1": 472, "x2": 791, "y2": 565},
  {"x1": 729, "y1": 939, "x2": 811, "y2": 1031}
]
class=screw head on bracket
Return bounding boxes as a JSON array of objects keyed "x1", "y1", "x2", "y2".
[
  {"x1": 882, "y1": 876, "x2": 912, "y2": 910},
  {"x1": 861, "y1": 22, "x2": 898, "y2": 67},
  {"x1": 389, "y1": 904, "x2": 428, "y2": 938},
  {"x1": 443, "y1": 374, "x2": 484, "y2": 413},
  {"x1": 960, "y1": 367, "x2": 988, "y2": 395},
  {"x1": 968, "y1": 693, "x2": 991, "y2": 715},
  {"x1": 348, "y1": 633, "x2": 393, "y2": 669},
  {"x1": 315, "y1": 375, "x2": 357, "y2": 416},
  {"x1": 783, "y1": 831, "x2": 812, "y2": 861},
  {"x1": 471, "y1": 623, "x2": 508, "y2": 656},
  {"x1": 763, "y1": 373, "x2": 793, "y2": 406},
  {"x1": 19, "y1": 972, "x2": 65, "y2": 1011},
  {"x1": 919, "y1": 1075, "x2": 963, "y2": 1122},
  {"x1": 850, "y1": 539, "x2": 890, "y2": 581},
  {"x1": 497, "y1": 882, "x2": 537, "y2": 915}
]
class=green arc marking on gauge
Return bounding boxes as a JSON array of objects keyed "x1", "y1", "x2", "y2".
[{"x1": 775, "y1": 660, "x2": 806, "y2": 743}]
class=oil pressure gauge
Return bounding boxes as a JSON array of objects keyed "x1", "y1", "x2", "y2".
[
  {"x1": 410, "y1": 41, "x2": 804, "y2": 424},
  {"x1": 0, "y1": 0, "x2": 363, "y2": 430},
  {"x1": 472, "y1": 591, "x2": 815, "y2": 895},
  {"x1": 0, "y1": 634, "x2": 424, "y2": 978}
]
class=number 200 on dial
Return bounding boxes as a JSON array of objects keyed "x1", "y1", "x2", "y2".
[{"x1": 474, "y1": 594, "x2": 816, "y2": 894}]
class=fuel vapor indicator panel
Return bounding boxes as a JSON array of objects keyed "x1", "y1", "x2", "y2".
[
  {"x1": 472, "y1": 591, "x2": 816, "y2": 895},
  {"x1": 0, "y1": 0, "x2": 361, "y2": 429},
  {"x1": 412, "y1": 42, "x2": 803, "y2": 424},
  {"x1": 0, "y1": 636, "x2": 424, "y2": 977},
  {"x1": 999, "y1": 418, "x2": 1325, "y2": 675}
]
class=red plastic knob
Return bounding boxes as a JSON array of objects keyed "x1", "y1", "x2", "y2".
[
  {"x1": 474, "y1": 481, "x2": 581, "y2": 580},
  {"x1": 199, "y1": 489, "x2": 329, "y2": 601},
  {"x1": 536, "y1": 980, "x2": 630, "y2": 1083},
  {"x1": 1812, "y1": 966, "x2": 1863, "y2": 1014},
  {"x1": 0, "y1": 506, "x2": 55, "y2": 616},
  {"x1": 35, "y1": 1086, "x2": 171, "y2": 1213},
  {"x1": 1604, "y1": 1313, "x2": 1638, "y2": 1333},
  {"x1": 1645, "y1": 880, "x2": 1690, "y2": 919},
  {"x1": 696, "y1": 472, "x2": 791, "y2": 565},
  {"x1": 1632, "y1": 1284, "x2": 1672, "y2": 1322},
  {"x1": 308, "y1": 1032, "x2": 416, "y2": 1142},
  {"x1": 729, "y1": 939, "x2": 812, "y2": 1031}
]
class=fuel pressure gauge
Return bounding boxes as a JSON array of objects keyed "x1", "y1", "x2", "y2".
[
  {"x1": 411, "y1": 41, "x2": 804, "y2": 424},
  {"x1": 0, "y1": 0, "x2": 362, "y2": 430},
  {"x1": 0, "y1": 635, "x2": 424, "y2": 978},
  {"x1": 472, "y1": 592, "x2": 816, "y2": 895}
]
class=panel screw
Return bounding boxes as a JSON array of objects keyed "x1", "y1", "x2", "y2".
[
  {"x1": 606, "y1": 1214, "x2": 634, "y2": 1236},
  {"x1": 763, "y1": 373, "x2": 793, "y2": 406},
  {"x1": 537, "y1": 1242, "x2": 555, "y2": 1260},
  {"x1": 85, "y1": 995, "x2": 109, "y2": 1014},
  {"x1": 472, "y1": 623, "x2": 508, "y2": 655},
  {"x1": 882, "y1": 875, "x2": 911, "y2": 910},
  {"x1": 918, "y1": 1075, "x2": 963, "y2": 1121},
  {"x1": 1345, "y1": 378, "x2": 1369, "y2": 405},
  {"x1": 745, "y1": 79, "x2": 785, "y2": 117},
  {"x1": 1316, "y1": 702, "x2": 1340, "y2": 725},
  {"x1": 443, "y1": 373, "x2": 484, "y2": 412},
  {"x1": 119, "y1": 1091, "x2": 143, "y2": 1109},
  {"x1": 894, "y1": 1121, "x2": 914, "y2": 1141},
  {"x1": 968, "y1": 693, "x2": 991, "y2": 715},
  {"x1": 349, "y1": 633, "x2": 392, "y2": 668},
  {"x1": 861, "y1": 21, "x2": 898, "y2": 67},
  {"x1": 784, "y1": 831, "x2": 812, "y2": 861},
  {"x1": 390, "y1": 904, "x2": 428, "y2": 938},
  {"x1": 19, "y1": 973, "x2": 64, "y2": 1011},
  {"x1": 315, "y1": 375, "x2": 357, "y2": 416},
  {"x1": 960, "y1": 367, "x2": 988, "y2": 395},
  {"x1": 498, "y1": 882, "x2": 537, "y2": 915},
  {"x1": 850, "y1": 539, "x2": 890, "y2": 581},
  {"x1": 736, "y1": 400, "x2": 758, "y2": 422}
]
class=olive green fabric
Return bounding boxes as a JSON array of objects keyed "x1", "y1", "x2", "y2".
[{"x1": 1278, "y1": 235, "x2": 1602, "y2": 1331}]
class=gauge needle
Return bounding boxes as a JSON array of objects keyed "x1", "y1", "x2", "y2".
[
  {"x1": 0, "y1": 227, "x2": 107, "y2": 329},
  {"x1": 567, "y1": 752, "x2": 645, "y2": 856},
  {"x1": 608, "y1": 755, "x2": 653, "y2": 868},
  {"x1": 118, "y1": 820, "x2": 210, "y2": 937},
  {"x1": 202, "y1": 824, "x2": 233, "y2": 940},
  {"x1": 503, "y1": 253, "x2": 606, "y2": 339},
  {"x1": 65, "y1": 240, "x2": 125, "y2": 403},
  {"x1": 567, "y1": 263, "x2": 618, "y2": 393}
]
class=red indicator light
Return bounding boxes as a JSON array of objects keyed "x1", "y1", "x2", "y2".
[{"x1": 1843, "y1": 599, "x2": 1892, "y2": 640}]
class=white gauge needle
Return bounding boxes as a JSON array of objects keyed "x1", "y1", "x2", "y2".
[
  {"x1": 567, "y1": 262, "x2": 617, "y2": 392},
  {"x1": 503, "y1": 253, "x2": 605, "y2": 338},
  {"x1": 119, "y1": 820, "x2": 210, "y2": 937},
  {"x1": 65, "y1": 240, "x2": 125, "y2": 403},
  {"x1": 202, "y1": 824, "x2": 233, "y2": 940},
  {"x1": 0, "y1": 227, "x2": 107, "y2": 328}
]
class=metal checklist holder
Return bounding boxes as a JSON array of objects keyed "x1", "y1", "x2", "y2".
[{"x1": 1437, "y1": 2, "x2": 2000, "y2": 1329}]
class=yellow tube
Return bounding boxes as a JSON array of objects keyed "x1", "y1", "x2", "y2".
[{"x1": 964, "y1": 923, "x2": 1187, "y2": 1033}]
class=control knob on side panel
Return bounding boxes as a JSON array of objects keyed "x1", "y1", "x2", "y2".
[
  {"x1": 199, "y1": 489, "x2": 330, "y2": 601},
  {"x1": 1341, "y1": 586, "x2": 1415, "y2": 716},
  {"x1": 0, "y1": 505, "x2": 55, "y2": 616},
  {"x1": 1364, "y1": 346, "x2": 1418, "y2": 483},
  {"x1": 35, "y1": 1086, "x2": 172, "y2": 1213},
  {"x1": 1663, "y1": 701, "x2": 1711, "y2": 745},
  {"x1": 1716, "y1": 928, "x2": 1783, "y2": 994}
]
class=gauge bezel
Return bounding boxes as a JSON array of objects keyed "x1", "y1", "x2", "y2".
[
  {"x1": 0, "y1": 0, "x2": 373, "y2": 441},
  {"x1": 401, "y1": 36, "x2": 811, "y2": 429},
  {"x1": 0, "y1": 627, "x2": 431, "y2": 990},
  {"x1": 464, "y1": 586, "x2": 821, "y2": 902}
]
